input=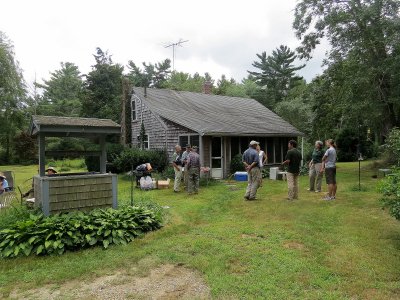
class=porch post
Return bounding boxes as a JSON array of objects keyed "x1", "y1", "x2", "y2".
[{"x1": 199, "y1": 134, "x2": 204, "y2": 167}]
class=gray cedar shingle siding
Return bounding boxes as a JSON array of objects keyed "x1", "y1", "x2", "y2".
[{"x1": 132, "y1": 87, "x2": 303, "y2": 137}]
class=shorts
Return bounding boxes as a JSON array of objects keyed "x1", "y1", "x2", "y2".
[{"x1": 325, "y1": 167, "x2": 336, "y2": 184}]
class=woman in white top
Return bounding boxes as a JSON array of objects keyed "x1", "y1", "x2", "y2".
[{"x1": 256, "y1": 144, "x2": 268, "y2": 186}]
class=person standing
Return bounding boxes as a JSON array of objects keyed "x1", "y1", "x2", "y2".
[
  {"x1": 186, "y1": 146, "x2": 200, "y2": 194},
  {"x1": 243, "y1": 141, "x2": 262, "y2": 200},
  {"x1": 282, "y1": 140, "x2": 302, "y2": 200},
  {"x1": 256, "y1": 144, "x2": 268, "y2": 187},
  {"x1": 308, "y1": 141, "x2": 324, "y2": 192},
  {"x1": 171, "y1": 145, "x2": 183, "y2": 192},
  {"x1": 321, "y1": 139, "x2": 337, "y2": 200},
  {"x1": 0, "y1": 173, "x2": 9, "y2": 195},
  {"x1": 181, "y1": 144, "x2": 191, "y2": 191}
]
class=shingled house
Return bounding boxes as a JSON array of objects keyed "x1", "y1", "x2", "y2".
[{"x1": 130, "y1": 87, "x2": 303, "y2": 179}]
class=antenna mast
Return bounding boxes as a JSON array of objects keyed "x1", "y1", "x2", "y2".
[{"x1": 164, "y1": 39, "x2": 189, "y2": 71}]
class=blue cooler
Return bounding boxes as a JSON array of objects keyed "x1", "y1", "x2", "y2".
[{"x1": 234, "y1": 171, "x2": 248, "y2": 181}]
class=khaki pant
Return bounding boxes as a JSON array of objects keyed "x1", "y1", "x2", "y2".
[
  {"x1": 287, "y1": 172, "x2": 299, "y2": 200},
  {"x1": 245, "y1": 167, "x2": 261, "y2": 199},
  {"x1": 183, "y1": 167, "x2": 188, "y2": 191},
  {"x1": 187, "y1": 167, "x2": 200, "y2": 194},
  {"x1": 174, "y1": 166, "x2": 182, "y2": 192},
  {"x1": 309, "y1": 163, "x2": 323, "y2": 191}
]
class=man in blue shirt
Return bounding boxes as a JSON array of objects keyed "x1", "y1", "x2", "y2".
[{"x1": 242, "y1": 140, "x2": 261, "y2": 200}]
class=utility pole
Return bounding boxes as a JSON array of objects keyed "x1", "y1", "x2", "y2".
[{"x1": 164, "y1": 39, "x2": 189, "y2": 71}]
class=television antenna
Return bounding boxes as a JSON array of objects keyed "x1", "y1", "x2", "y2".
[{"x1": 164, "y1": 39, "x2": 189, "y2": 71}]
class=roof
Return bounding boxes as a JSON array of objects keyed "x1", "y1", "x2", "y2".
[
  {"x1": 132, "y1": 87, "x2": 303, "y2": 136},
  {"x1": 30, "y1": 115, "x2": 121, "y2": 137}
]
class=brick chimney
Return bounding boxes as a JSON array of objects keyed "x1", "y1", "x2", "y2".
[{"x1": 203, "y1": 81, "x2": 213, "y2": 94}]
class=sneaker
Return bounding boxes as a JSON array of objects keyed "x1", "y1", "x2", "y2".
[
  {"x1": 307, "y1": 188, "x2": 314, "y2": 191},
  {"x1": 315, "y1": 190, "x2": 321, "y2": 193},
  {"x1": 322, "y1": 196, "x2": 332, "y2": 201},
  {"x1": 244, "y1": 196, "x2": 250, "y2": 200}
]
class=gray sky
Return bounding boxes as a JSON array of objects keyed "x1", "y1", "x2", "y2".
[{"x1": 1, "y1": 0, "x2": 327, "y2": 89}]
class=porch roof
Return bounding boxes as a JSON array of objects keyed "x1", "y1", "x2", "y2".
[{"x1": 132, "y1": 88, "x2": 303, "y2": 137}]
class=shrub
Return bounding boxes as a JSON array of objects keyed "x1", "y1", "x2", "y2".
[
  {"x1": 230, "y1": 154, "x2": 244, "y2": 174},
  {"x1": 378, "y1": 168, "x2": 400, "y2": 221},
  {"x1": 382, "y1": 127, "x2": 400, "y2": 166},
  {"x1": 0, "y1": 205, "x2": 163, "y2": 258},
  {"x1": 112, "y1": 147, "x2": 169, "y2": 173},
  {"x1": 85, "y1": 143, "x2": 124, "y2": 172}
]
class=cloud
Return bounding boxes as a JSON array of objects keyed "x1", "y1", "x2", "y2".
[{"x1": 0, "y1": 0, "x2": 327, "y2": 87}]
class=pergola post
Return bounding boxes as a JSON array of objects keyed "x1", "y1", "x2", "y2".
[
  {"x1": 39, "y1": 133, "x2": 46, "y2": 176},
  {"x1": 100, "y1": 136, "x2": 107, "y2": 174}
]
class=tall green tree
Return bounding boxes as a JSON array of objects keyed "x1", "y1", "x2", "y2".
[
  {"x1": 248, "y1": 45, "x2": 305, "y2": 108},
  {"x1": 127, "y1": 59, "x2": 171, "y2": 88},
  {"x1": 0, "y1": 32, "x2": 26, "y2": 162},
  {"x1": 36, "y1": 62, "x2": 84, "y2": 117},
  {"x1": 81, "y1": 48, "x2": 124, "y2": 122},
  {"x1": 163, "y1": 71, "x2": 214, "y2": 93},
  {"x1": 293, "y1": 0, "x2": 400, "y2": 141}
]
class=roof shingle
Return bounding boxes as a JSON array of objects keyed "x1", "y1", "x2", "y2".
[{"x1": 132, "y1": 88, "x2": 303, "y2": 136}]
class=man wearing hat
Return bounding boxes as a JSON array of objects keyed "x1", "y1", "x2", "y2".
[
  {"x1": 46, "y1": 167, "x2": 58, "y2": 176},
  {"x1": 242, "y1": 140, "x2": 262, "y2": 200},
  {"x1": 181, "y1": 144, "x2": 191, "y2": 191},
  {"x1": 0, "y1": 173, "x2": 9, "y2": 195},
  {"x1": 186, "y1": 145, "x2": 200, "y2": 194}
]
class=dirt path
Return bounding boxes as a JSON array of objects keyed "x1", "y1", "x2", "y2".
[{"x1": 10, "y1": 264, "x2": 211, "y2": 300}]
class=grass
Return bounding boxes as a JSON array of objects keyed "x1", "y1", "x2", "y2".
[{"x1": 1, "y1": 161, "x2": 400, "y2": 299}]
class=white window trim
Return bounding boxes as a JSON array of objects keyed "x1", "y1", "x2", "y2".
[
  {"x1": 137, "y1": 134, "x2": 150, "y2": 149},
  {"x1": 131, "y1": 99, "x2": 137, "y2": 122}
]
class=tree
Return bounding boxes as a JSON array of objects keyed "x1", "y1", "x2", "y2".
[
  {"x1": 248, "y1": 45, "x2": 305, "y2": 108},
  {"x1": 36, "y1": 62, "x2": 84, "y2": 117},
  {"x1": 163, "y1": 71, "x2": 213, "y2": 93},
  {"x1": 81, "y1": 48, "x2": 124, "y2": 122},
  {"x1": 293, "y1": 0, "x2": 400, "y2": 141},
  {"x1": 127, "y1": 59, "x2": 171, "y2": 88},
  {"x1": 0, "y1": 32, "x2": 26, "y2": 163}
]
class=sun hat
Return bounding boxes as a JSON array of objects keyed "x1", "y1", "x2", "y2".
[
  {"x1": 0, "y1": 172, "x2": 6, "y2": 179},
  {"x1": 46, "y1": 167, "x2": 57, "y2": 173},
  {"x1": 249, "y1": 140, "x2": 259, "y2": 146}
]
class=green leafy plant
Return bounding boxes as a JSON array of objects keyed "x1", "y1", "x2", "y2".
[
  {"x1": 378, "y1": 168, "x2": 400, "y2": 221},
  {"x1": 0, "y1": 205, "x2": 163, "y2": 258}
]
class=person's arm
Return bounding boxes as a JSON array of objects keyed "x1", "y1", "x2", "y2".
[
  {"x1": 262, "y1": 152, "x2": 268, "y2": 165},
  {"x1": 320, "y1": 153, "x2": 328, "y2": 173}
]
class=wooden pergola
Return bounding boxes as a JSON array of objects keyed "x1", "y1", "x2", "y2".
[
  {"x1": 29, "y1": 115, "x2": 121, "y2": 215},
  {"x1": 30, "y1": 115, "x2": 121, "y2": 176}
]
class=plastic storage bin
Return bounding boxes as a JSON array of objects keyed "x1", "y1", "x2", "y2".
[{"x1": 234, "y1": 171, "x2": 248, "y2": 181}]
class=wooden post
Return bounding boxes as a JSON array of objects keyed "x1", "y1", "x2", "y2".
[
  {"x1": 39, "y1": 133, "x2": 46, "y2": 176},
  {"x1": 100, "y1": 136, "x2": 106, "y2": 173},
  {"x1": 199, "y1": 135, "x2": 204, "y2": 167},
  {"x1": 120, "y1": 78, "x2": 129, "y2": 146}
]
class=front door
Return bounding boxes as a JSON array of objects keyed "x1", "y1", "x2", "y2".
[{"x1": 211, "y1": 137, "x2": 223, "y2": 178}]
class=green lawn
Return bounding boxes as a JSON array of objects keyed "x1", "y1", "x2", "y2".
[{"x1": 0, "y1": 161, "x2": 399, "y2": 299}]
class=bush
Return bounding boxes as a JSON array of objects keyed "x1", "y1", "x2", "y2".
[
  {"x1": 112, "y1": 147, "x2": 169, "y2": 173},
  {"x1": 382, "y1": 127, "x2": 400, "y2": 166},
  {"x1": 0, "y1": 205, "x2": 163, "y2": 258},
  {"x1": 378, "y1": 168, "x2": 400, "y2": 221},
  {"x1": 85, "y1": 143, "x2": 125, "y2": 172},
  {"x1": 230, "y1": 154, "x2": 244, "y2": 174}
]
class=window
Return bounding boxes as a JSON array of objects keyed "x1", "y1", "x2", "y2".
[
  {"x1": 137, "y1": 134, "x2": 149, "y2": 149},
  {"x1": 179, "y1": 135, "x2": 200, "y2": 151},
  {"x1": 131, "y1": 99, "x2": 137, "y2": 121}
]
